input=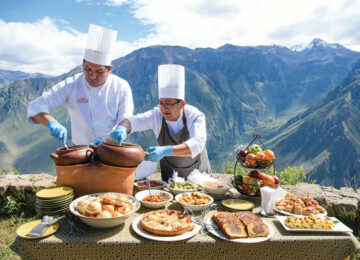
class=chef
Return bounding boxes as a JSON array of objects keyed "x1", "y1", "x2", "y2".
[
  {"x1": 110, "y1": 64, "x2": 212, "y2": 181},
  {"x1": 27, "y1": 24, "x2": 134, "y2": 146}
]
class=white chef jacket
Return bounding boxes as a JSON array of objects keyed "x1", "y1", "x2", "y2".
[
  {"x1": 127, "y1": 105, "x2": 207, "y2": 158},
  {"x1": 27, "y1": 73, "x2": 134, "y2": 145}
]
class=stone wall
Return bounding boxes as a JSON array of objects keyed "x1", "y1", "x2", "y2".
[{"x1": 1, "y1": 173, "x2": 359, "y2": 218}]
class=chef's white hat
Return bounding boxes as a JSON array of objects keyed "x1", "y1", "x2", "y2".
[
  {"x1": 83, "y1": 24, "x2": 117, "y2": 66},
  {"x1": 158, "y1": 64, "x2": 185, "y2": 100}
]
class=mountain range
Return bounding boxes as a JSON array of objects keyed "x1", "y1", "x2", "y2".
[
  {"x1": 0, "y1": 69, "x2": 51, "y2": 89},
  {"x1": 0, "y1": 38, "x2": 359, "y2": 187}
]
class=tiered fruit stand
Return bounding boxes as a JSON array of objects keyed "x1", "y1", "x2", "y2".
[{"x1": 232, "y1": 134, "x2": 277, "y2": 197}]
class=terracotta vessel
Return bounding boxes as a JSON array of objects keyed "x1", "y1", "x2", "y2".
[
  {"x1": 50, "y1": 145, "x2": 94, "y2": 165},
  {"x1": 56, "y1": 161, "x2": 136, "y2": 197},
  {"x1": 95, "y1": 141, "x2": 145, "y2": 167}
]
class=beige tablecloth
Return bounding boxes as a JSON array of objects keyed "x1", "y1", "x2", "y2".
[{"x1": 10, "y1": 187, "x2": 360, "y2": 260}]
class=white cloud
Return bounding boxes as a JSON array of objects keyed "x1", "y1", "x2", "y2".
[
  {"x1": 104, "y1": 0, "x2": 128, "y2": 7},
  {"x1": 0, "y1": 0, "x2": 360, "y2": 76},
  {"x1": 0, "y1": 18, "x2": 86, "y2": 76},
  {"x1": 129, "y1": 0, "x2": 360, "y2": 50}
]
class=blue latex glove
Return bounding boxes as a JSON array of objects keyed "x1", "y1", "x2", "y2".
[
  {"x1": 90, "y1": 136, "x2": 106, "y2": 146},
  {"x1": 145, "y1": 146, "x2": 173, "y2": 162},
  {"x1": 47, "y1": 119, "x2": 67, "y2": 147},
  {"x1": 110, "y1": 126, "x2": 127, "y2": 145}
]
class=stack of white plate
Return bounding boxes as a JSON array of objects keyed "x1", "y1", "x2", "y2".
[{"x1": 35, "y1": 186, "x2": 74, "y2": 216}]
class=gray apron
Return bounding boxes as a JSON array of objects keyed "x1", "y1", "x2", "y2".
[{"x1": 157, "y1": 110, "x2": 212, "y2": 182}]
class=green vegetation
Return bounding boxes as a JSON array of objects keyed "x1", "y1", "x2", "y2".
[
  {"x1": 278, "y1": 166, "x2": 316, "y2": 185},
  {"x1": 344, "y1": 176, "x2": 359, "y2": 191},
  {"x1": 0, "y1": 169, "x2": 41, "y2": 218},
  {"x1": 0, "y1": 217, "x2": 28, "y2": 260}
]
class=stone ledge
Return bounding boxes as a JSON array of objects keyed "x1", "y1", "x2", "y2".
[{"x1": 1, "y1": 174, "x2": 359, "y2": 218}]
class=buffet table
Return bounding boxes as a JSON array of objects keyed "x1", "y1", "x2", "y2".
[{"x1": 10, "y1": 187, "x2": 360, "y2": 260}]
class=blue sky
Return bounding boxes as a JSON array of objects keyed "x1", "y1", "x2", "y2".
[{"x1": 0, "y1": 0, "x2": 359, "y2": 76}]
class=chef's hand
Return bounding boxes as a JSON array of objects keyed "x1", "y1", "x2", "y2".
[
  {"x1": 90, "y1": 136, "x2": 106, "y2": 146},
  {"x1": 47, "y1": 119, "x2": 67, "y2": 146},
  {"x1": 110, "y1": 126, "x2": 127, "y2": 145},
  {"x1": 145, "y1": 146, "x2": 173, "y2": 162}
]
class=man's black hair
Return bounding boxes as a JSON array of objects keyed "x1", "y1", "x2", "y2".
[{"x1": 83, "y1": 59, "x2": 111, "y2": 71}]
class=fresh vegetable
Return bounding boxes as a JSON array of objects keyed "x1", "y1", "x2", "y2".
[
  {"x1": 246, "y1": 144, "x2": 262, "y2": 154},
  {"x1": 237, "y1": 149, "x2": 248, "y2": 162},
  {"x1": 260, "y1": 172, "x2": 275, "y2": 186},
  {"x1": 273, "y1": 176, "x2": 280, "y2": 185},
  {"x1": 248, "y1": 169, "x2": 261, "y2": 180},
  {"x1": 245, "y1": 153, "x2": 257, "y2": 167},
  {"x1": 255, "y1": 152, "x2": 265, "y2": 160},
  {"x1": 249, "y1": 178, "x2": 261, "y2": 193},
  {"x1": 264, "y1": 150, "x2": 275, "y2": 159},
  {"x1": 169, "y1": 182, "x2": 198, "y2": 191},
  {"x1": 242, "y1": 175, "x2": 252, "y2": 183}
]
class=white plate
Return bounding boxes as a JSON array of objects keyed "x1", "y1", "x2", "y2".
[
  {"x1": 132, "y1": 215, "x2": 201, "y2": 241},
  {"x1": 276, "y1": 216, "x2": 353, "y2": 233},
  {"x1": 205, "y1": 218, "x2": 274, "y2": 243},
  {"x1": 275, "y1": 199, "x2": 327, "y2": 217},
  {"x1": 274, "y1": 207, "x2": 327, "y2": 217}
]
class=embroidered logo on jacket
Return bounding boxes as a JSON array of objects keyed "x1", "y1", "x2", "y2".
[{"x1": 77, "y1": 98, "x2": 88, "y2": 103}]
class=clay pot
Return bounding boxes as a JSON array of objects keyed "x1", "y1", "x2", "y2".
[
  {"x1": 50, "y1": 145, "x2": 94, "y2": 165},
  {"x1": 56, "y1": 161, "x2": 137, "y2": 197},
  {"x1": 95, "y1": 141, "x2": 145, "y2": 167}
]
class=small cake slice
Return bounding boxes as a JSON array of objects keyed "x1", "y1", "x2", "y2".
[
  {"x1": 212, "y1": 212, "x2": 248, "y2": 239},
  {"x1": 234, "y1": 211, "x2": 269, "y2": 238}
]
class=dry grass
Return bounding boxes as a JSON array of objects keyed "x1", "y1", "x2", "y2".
[{"x1": 0, "y1": 217, "x2": 32, "y2": 260}]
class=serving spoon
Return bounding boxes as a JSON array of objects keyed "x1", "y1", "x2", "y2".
[{"x1": 146, "y1": 180, "x2": 152, "y2": 197}]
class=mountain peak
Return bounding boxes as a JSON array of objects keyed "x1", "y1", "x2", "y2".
[{"x1": 290, "y1": 38, "x2": 344, "y2": 52}]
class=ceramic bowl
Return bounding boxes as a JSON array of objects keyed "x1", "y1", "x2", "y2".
[
  {"x1": 175, "y1": 192, "x2": 214, "y2": 212},
  {"x1": 69, "y1": 192, "x2": 140, "y2": 228},
  {"x1": 135, "y1": 190, "x2": 173, "y2": 209},
  {"x1": 167, "y1": 182, "x2": 199, "y2": 195},
  {"x1": 134, "y1": 180, "x2": 167, "y2": 191},
  {"x1": 201, "y1": 181, "x2": 232, "y2": 195}
]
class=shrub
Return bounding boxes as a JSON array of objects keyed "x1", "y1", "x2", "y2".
[
  {"x1": 279, "y1": 166, "x2": 316, "y2": 185},
  {"x1": 0, "y1": 187, "x2": 39, "y2": 218}
]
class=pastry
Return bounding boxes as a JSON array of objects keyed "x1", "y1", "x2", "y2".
[
  {"x1": 212, "y1": 212, "x2": 247, "y2": 239},
  {"x1": 76, "y1": 198, "x2": 91, "y2": 215},
  {"x1": 112, "y1": 211, "x2": 123, "y2": 217},
  {"x1": 140, "y1": 209, "x2": 194, "y2": 236},
  {"x1": 212, "y1": 211, "x2": 269, "y2": 239},
  {"x1": 114, "y1": 202, "x2": 133, "y2": 215},
  {"x1": 276, "y1": 193, "x2": 326, "y2": 216},
  {"x1": 102, "y1": 194, "x2": 130, "y2": 206},
  {"x1": 86, "y1": 201, "x2": 102, "y2": 215},
  {"x1": 102, "y1": 204, "x2": 115, "y2": 213},
  {"x1": 234, "y1": 212, "x2": 269, "y2": 238},
  {"x1": 96, "y1": 210, "x2": 112, "y2": 218}
]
